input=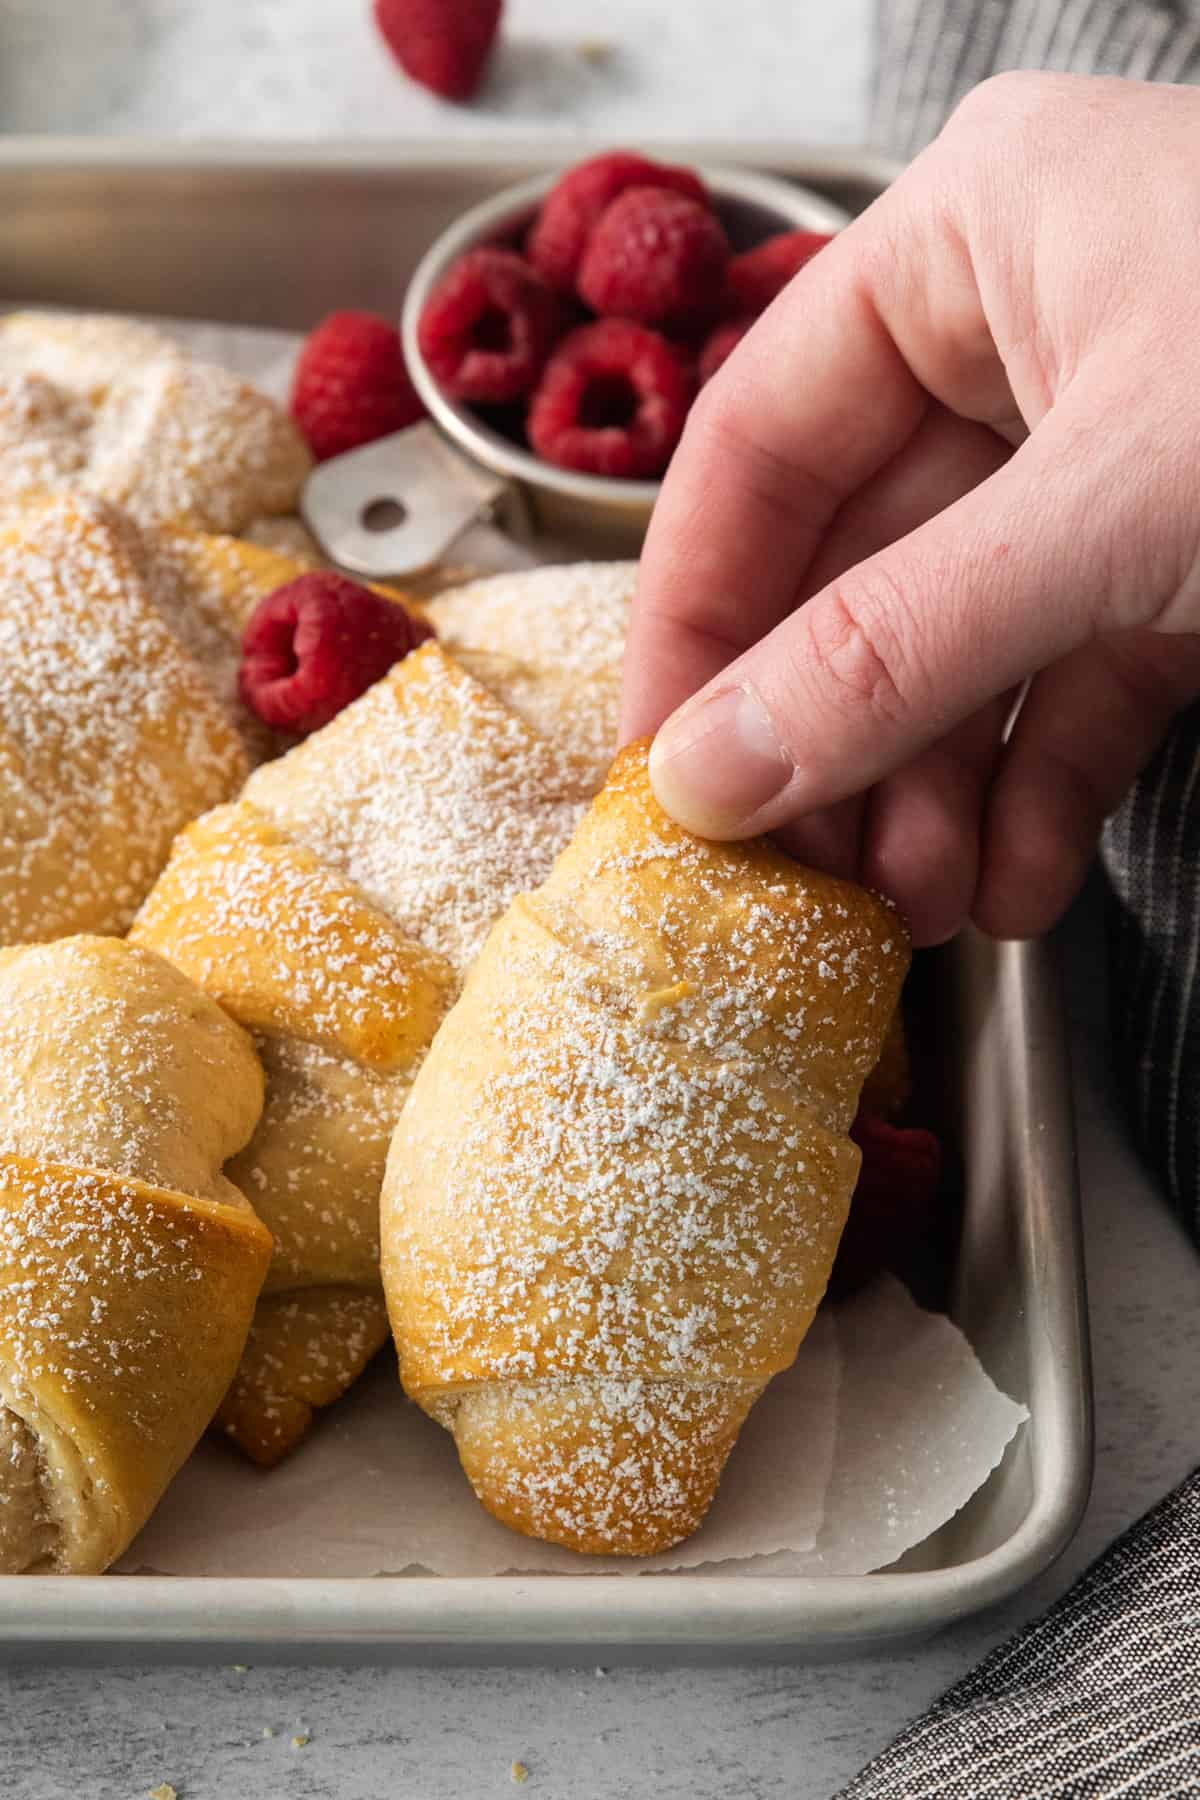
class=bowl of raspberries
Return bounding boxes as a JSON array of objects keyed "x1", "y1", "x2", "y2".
[{"x1": 402, "y1": 151, "x2": 848, "y2": 547}]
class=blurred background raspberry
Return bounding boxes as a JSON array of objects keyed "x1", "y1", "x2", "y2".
[{"x1": 0, "y1": 0, "x2": 869, "y2": 140}]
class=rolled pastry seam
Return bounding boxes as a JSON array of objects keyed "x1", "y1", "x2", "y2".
[
  {"x1": 0, "y1": 937, "x2": 271, "y2": 1573},
  {"x1": 382, "y1": 741, "x2": 909, "y2": 1556}
]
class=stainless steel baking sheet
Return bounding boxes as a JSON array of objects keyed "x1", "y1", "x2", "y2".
[{"x1": 0, "y1": 141, "x2": 1092, "y2": 1657}]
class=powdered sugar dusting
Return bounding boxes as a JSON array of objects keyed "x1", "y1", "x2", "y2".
[
  {"x1": 0, "y1": 496, "x2": 247, "y2": 944},
  {"x1": 0, "y1": 311, "x2": 311, "y2": 535},
  {"x1": 123, "y1": 522, "x2": 317, "y2": 759},
  {"x1": 130, "y1": 802, "x2": 455, "y2": 1075},
  {"x1": 227, "y1": 1036, "x2": 410, "y2": 1292},
  {"x1": 214, "y1": 1286, "x2": 392, "y2": 1468},
  {"x1": 428, "y1": 561, "x2": 633, "y2": 791},
  {"x1": 0, "y1": 934, "x2": 270, "y2": 1571},
  {"x1": 384, "y1": 747, "x2": 909, "y2": 1553},
  {"x1": 0, "y1": 936, "x2": 263, "y2": 1208},
  {"x1": 243, "y1": 642, "x2": 594, "y2": 974},
  {"x1": 137, "y1": 587, "x2": 626, "y2": 1457}
]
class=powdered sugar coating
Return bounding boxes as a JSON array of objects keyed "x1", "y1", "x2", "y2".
[
  {"x1": 0, "y1": 374, "x2": 90, "y2": 509},
  {"x1": 130, "y1": 802, "x2": 454, "y2": 1076},
  {"x1": 0, "y1": 311, "x2": 311, "y2": 535},
  {"x1": 136, "y1": 570, "x2": 629, "y2": 1461},
  {"x1": 213, "y1": 1285, "x2": 392, "y2": 1468},
  {"x1": 427, "y1": 560, "x2": 632, "y2": 792},
  {"x1": 0, "y1": 934, "x2": 271, "y2": 1572},
  {"x1": 383, "y1": 745, "x2": 909, "y2": 1554},
  {"x1": 0, "y1": 936, "x2": 263, "y2": 1208},
  {"x1": 0, "y1": 496, "x2": 247, "y2": 944},
  {"x1": 0, "y1": 1158, "x2": 271, "y2": 1573},
  {"x1": 243, "y1": 642, "x2": 593, "y2": 974},
  {"x1": 123, "y1": 522, "x2": 318, "y2": 759},
  {"x1": 227, "y1": 1035, "x2": 411, "y2": 1292}
]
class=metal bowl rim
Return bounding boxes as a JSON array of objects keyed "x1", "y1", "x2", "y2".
[{"x1": 399, "y1": 164, "x2": 851, "y2": 516}]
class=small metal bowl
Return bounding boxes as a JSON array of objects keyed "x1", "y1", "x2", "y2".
[{"x1": 400, "y1": 167, "x2": 850, "y2": 555}]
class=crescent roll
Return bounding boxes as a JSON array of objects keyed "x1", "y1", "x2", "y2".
[
  {"x1": 381, "y1": 742, "x2": 909, "y2": 1556},
  {"x1": 0, "y1": 496, "x2": 248, "y2": 946},
  {"x1": 0, "y1": 936, "x2": 271, "y2": 1573},
  {"x1": 0, "y1": 310, "x2": 310, "y2": 534},
  {"x1": 131, "y1": 562, "x2": 633, "y2": 1464}
]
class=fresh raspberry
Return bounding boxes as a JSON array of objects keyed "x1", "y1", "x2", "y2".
[
  {"x1": 418, "y1": 248, "x2": 562, "y2": 405},
  {"x1": 528, "y1": 319, "x2": 694, "y2": 480},
  {"x1": 578, "y1": 187, "x2": 729, "y2": 329},
  {"x1": 698, "y1": 315, "x2": 754, "y2": 384},
  {"x1": 528, "y1": 151, "x2": 710, "y2": 293},
  {"x1": 830, "y1": 1112, "x2": 945, "y2": 1297},
  {"x1": 239, "y1": 573, "x2": 434, "y2": 737},
  {"x1": 724, "y1": 229, "x2": 833, "y2": 314},
  {"x1": 290, "y1": 311, "x2": 424, "y2": 463},
  {"x1": 373, "y1": 0, "x2": 502, "y2": 101}
]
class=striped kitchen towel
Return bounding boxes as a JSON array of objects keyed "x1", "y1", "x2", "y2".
[
  {"x1": 1106, "y1": 699, "x2": 1200, "y2": 1248},
  {"x1": 836, "y1": 1467, "x2": 1200, "y2": 1797},
  {"x1": 874, "y1": 0, "x2": 1200, "y2": 160},
  {"x1": 831, "y1": 7, "x2": 1200, "y2": 1797}
]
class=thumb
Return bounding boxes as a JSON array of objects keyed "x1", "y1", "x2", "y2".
[{"x1": 647, "y1": 413, "x2": 1155, "y2": 839}]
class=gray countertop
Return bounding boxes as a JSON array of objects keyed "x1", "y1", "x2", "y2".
[{"x1": 4, "y1": 7, "x2": 1200, "y2": 1796}]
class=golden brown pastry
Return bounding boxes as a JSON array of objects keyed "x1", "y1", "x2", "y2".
[
  {"x1": 0, "y1": 496, "x2": 248, "y2": 946},
  {"x1": 131, "y1": 563, "x2": 632, "y2": 1463},
  {"x1": 122, "y1": 519, "x2": 321, "y2": 757},
  {"x1": 0, "y1": 936, "x2": 271, "y2": 1573},
  {"x1": 860, "y1": 1004, "x2": 912, "y2": 1119},
  {"x1": 425, "y1": 561, "x2": 633, "y2": 792},
  {"x1": 381, "y1": 743, "x2": 909, "y2": 1556},
  {"x1": 0, "y1": 311, "x2": 310, "y2": 534}
]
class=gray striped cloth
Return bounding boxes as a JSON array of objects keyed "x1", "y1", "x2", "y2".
[
  {"x1": 874, "y1": 0, "x2": 1200, "y2": 159},
  {"x1": 831, "y1": 8, "x2": 1200, "y2": 1797},
  {"x1": 838, "y1": 1470, "x2": 1200, "y2": 1797},
  {"x1": 1105, "y1": 705, "x2": 1200, "y2": 1246}
]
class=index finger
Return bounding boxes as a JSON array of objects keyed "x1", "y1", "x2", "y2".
[{"x1": 618, "y1": 161, "x2": 1008, "y2": 743}]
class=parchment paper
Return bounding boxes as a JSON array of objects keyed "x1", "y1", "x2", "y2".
[{"x1": 117, "y1": 1280, "x2": 1025, "y2": 1578}]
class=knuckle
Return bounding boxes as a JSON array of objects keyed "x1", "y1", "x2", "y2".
[
  {"x1": 948, "y1": 69, "x2": 1071, "y2": 138},
  {"x1": 800, "y1": 568, "x2": 925, "y2": 731}
]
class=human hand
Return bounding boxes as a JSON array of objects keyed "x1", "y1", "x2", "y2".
[{"x1": 621, "y1": 73, "x2": 1200, "y2": 944}]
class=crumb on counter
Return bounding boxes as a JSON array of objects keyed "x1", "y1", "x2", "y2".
[
  {"x1": 148, "y1": 1785, "x2": 177, "y2": 1800},
  {"x1": 292, "y1": 1734, "x2": 311, "y2": 1749},
  {"x1": 511, "y1": 1761, "x2": 530, "y2": 1784}
]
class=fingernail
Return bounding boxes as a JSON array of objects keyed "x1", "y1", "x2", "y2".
[{"x1": 649, "y1": 683, "x2": 794, "y2": 835}]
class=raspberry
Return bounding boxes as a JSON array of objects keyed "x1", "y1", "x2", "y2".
[
  {"x1": 698, "y1": 315, "x2": 754, "y2": 384},
  {"x1": 578, "y1": 187, "x2": 729, "y2": 329},
  {"x1": 418, "y1": 248, "x2": 562, "y2": 405},
  {"x1": 373, "y1": 0, "x2": 502, "y2": 101},
  {"x1": 830, "y1": 1111, "x2": 945, "y2": 1297},
  {"x1": 290, "y1": 311, "x2": 424, "y2": 463},
  {"x1": 528, "y1": 151, "x2": 709, "y2": 293},
  {"x1": 724, "y1": 229, "x2": 833, "y2": 315},
  {"x1": 528, "y1": 320, "x2": 694, "y2": 479},
  {"x1": 239, "y1": 573, "x2": 434, "y2": 737}
]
